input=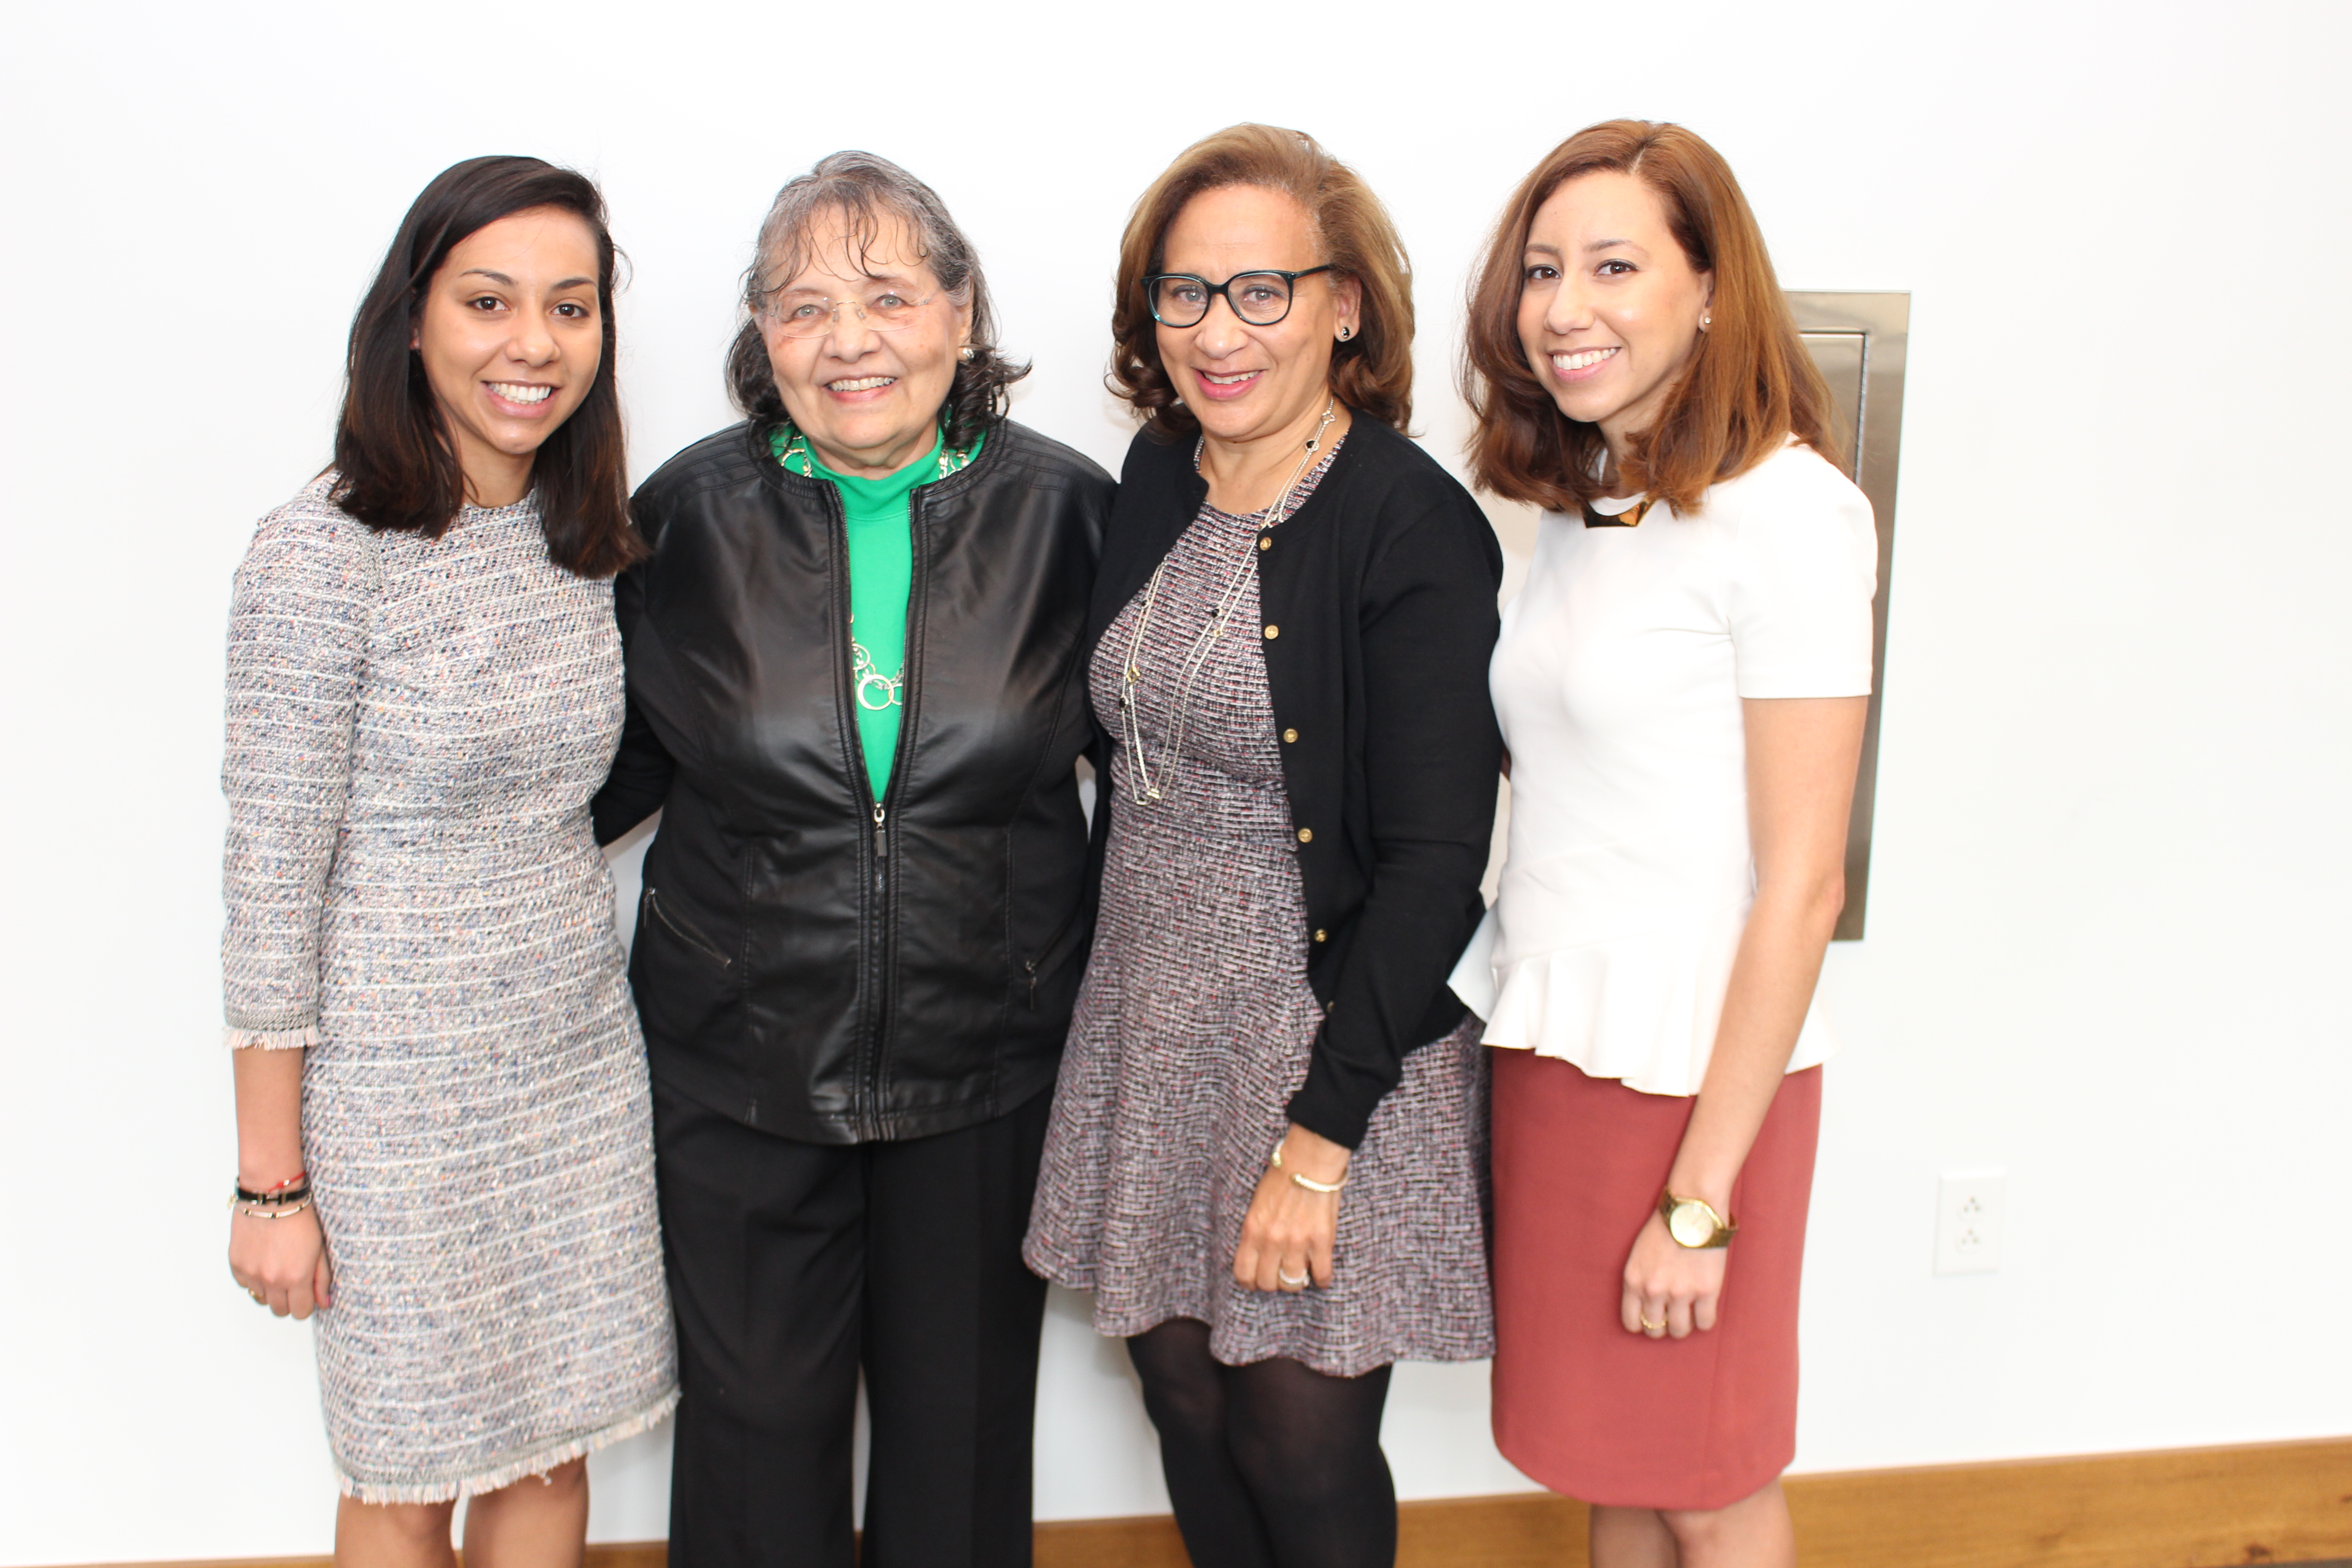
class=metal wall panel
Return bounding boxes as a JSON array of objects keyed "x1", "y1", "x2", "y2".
[{"x1": 1787, "y1": 292, "x2": 1909, "y2": 940}]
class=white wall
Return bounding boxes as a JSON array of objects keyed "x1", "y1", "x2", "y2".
[{"x1": 3, "y1": 0, "x2": 2348, "y2": 1558}]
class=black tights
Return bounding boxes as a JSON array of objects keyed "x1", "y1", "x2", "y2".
[{"x1": 1126, "y1": 1318, "x2": 1397, "y2": 1568}]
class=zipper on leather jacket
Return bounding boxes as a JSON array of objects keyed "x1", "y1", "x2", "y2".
[
  {"x1": 861, "y1": 793, "x2": 891, "y2": 1137},
  {"x1": 846, "y1": 476, "x2": 942, "y2": 1136},
  {"x1": 817, "y1": 471, "x2": 887, "y2": 1139},
  {"x1": 646, "y1": 886, "x2": 731, "y2": 968},
  {"x1": 854, "y1": 475, "x2": 922, "y2": 1139}
]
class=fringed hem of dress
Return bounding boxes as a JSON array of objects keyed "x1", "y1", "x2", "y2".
[
  {"x1": 333, "y1": 1385, "x2": 680, "y2": 1505},
  {"x1": 222, "y1": 1021, "x2": 319, "y2": 1050}
]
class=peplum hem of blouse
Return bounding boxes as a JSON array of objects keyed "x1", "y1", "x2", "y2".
[{"x1": 1447, "y1": 902, "x2": 1835, "y2": 1099}]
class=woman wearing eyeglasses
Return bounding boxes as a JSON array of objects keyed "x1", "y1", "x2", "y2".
[
  {"x1": 1024, "y1": 125, "x2": 1502, "y2": 1568},
  {"x1": 589, "y1": 152, "x2": 1111, "y2": 1568}
]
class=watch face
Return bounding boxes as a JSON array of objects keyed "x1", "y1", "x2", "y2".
[{"x1": 1668, "y1": 1201, "x2": 1715, "y2": 1247}]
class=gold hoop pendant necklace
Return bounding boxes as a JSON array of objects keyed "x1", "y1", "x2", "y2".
[{"x1": 850, "y1": 615, "x2": 902, "y2": 710}]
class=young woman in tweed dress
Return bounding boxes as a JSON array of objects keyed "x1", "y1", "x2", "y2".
[
  {"x1": 1024, "y1": 126, "x2": 1502, "y2": 1568},
  {"x1": 221, "y1": 157, "x2": 676, "y2": 1562}
]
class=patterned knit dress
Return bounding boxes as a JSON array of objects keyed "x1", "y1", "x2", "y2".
[
  {"x1": 222, "y1": 478, "x2": 677, "y2": 1503},
  {"x1": 1024, "y1": 443, "x2": 1494, "y2": 1377}
]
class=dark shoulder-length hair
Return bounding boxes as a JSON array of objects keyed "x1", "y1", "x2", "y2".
[
  {"x1": 1110, "y1": 124, "x2": 1415, "y2": 441},
  {"x1": 725, "y1": 151, "x2": 1026, "y2": 450},
  {"x1": 331, "y1": 155, "x2": 641, "y2": 578},
  {"x1": 1461, "y1": 120, "x2": 1840, "y2": 514}
]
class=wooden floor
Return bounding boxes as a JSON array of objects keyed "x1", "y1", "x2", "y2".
[
  {"x1": 1038, "y1": 1437, "x2": 2352, "y2": 1568},
  {"x1": 49, "y1": 1436, "x2": 2352, "y2": 1568}
]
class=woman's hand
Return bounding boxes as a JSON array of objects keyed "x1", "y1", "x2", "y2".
[
  {"x1": 1231, "y1": 1124, "x2": 1350, "y2": 1293},
  {"x1": 228, "y1": 1045, "x2": 329, "y2": 1318},
  {"x1": 1622, "y1": 1209, "x2": 1726, "y2": 1339},
  {"x1": 229, "y1": 1203, "x2": 333, "y2": 1319}
]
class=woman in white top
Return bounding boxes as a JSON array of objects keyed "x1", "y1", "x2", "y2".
[{"x1": 1452, "y1": 120, "x2": 1876, "y2": 1568}]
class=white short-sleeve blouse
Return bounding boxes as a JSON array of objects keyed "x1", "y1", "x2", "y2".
[{"x1": 1449, "y1": 441, "x2": 1877, "y2": 1096}]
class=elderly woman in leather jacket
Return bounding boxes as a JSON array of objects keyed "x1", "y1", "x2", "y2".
[{"x1": 590, "y1": 152, "x2": 1111, "y2": 1568}]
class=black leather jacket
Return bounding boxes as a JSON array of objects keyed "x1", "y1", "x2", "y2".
[{"x1": 592, "y1": 418, "x2": 1112, "y2": 1144}]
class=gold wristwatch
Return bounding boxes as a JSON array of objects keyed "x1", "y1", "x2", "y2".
[{"x1": 1658, "y1": 1191, "x2": 1737, "y2": 1249}]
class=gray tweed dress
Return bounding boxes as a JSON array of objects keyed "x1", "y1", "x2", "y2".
[
  {"x1": 1024, "y1": 443, "x2": 1494, "y2": 1377},
  {"x1": 221, "y1": 478, "x2": 677, "y2": 1503}
]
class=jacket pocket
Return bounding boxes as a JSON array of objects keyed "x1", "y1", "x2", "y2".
[
  {"x1": 1020, "y1": 895, "x2": 1087, "y2": 1011},
  {"x1": 646, "y1": 886, "x2": 733, "y2": 969}
]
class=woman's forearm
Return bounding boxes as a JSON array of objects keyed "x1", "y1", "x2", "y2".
[
  {"x1": 1667, "y1": 694, "x2": 1865, "y2": 1215},
  {"x1": 233, "y1": 1047, "x2": 308, "y2": 1189},
  {"x1": 1666, "y1": 874, "x2": 1842, "y2": 1213}
]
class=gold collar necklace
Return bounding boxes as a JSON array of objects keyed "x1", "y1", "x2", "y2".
[
  {"x1": 771, "y1": 420, "x2": 977, "y2": 482},
  {"x1": 1581, "y1": 496, "x2": 1655, "y2": 528}
]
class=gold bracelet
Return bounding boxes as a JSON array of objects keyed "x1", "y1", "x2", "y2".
[
  {"x1": 230, "y1": 1193, "x2": 315, "y2": 1220},
  {"x1": 1268, "y1": 1143, "x2": 1348, "y2": 1194}
]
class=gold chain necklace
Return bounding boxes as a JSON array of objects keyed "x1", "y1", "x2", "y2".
[{"x1": 1118, "y1": 402, "x2": 1336, "y2": 805}]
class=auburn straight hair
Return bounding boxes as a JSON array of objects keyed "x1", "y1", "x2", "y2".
[
  {"x1": 1110, "y1": 124, "x2": 1416, "y2": 440},
  {"x1": 1461, "y1": 120, "x2": 1840, "y2": 515},
  {"x1": 331, "y1": 155, "x2": 642, "y2": 579}
]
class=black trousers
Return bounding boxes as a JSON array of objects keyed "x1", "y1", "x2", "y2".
[{"x1": 653, "y1": 1081, "x2": 1052, "y2": 1568}]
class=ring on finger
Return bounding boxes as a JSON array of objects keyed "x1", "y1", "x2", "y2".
[
  {"x1": 1639, "y1": 1314, "x2": 1666, "y2": 1332},
  {"x1": 1277, "y1": 1267, "x2": 1311, "y2": 1288}
]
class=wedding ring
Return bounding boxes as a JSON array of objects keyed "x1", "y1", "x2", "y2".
[
  {"x1": 250, "y1": 1290, "x2": 266, "y2": 1304},
  {"x1": 1278, "y1": 1268, "x2": 1311, "y2": 1288}
]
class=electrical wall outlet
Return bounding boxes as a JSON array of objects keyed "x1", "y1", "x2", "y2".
[{"x1": 1935, "y1": 1171, "x2": 2004, "y2": 1275}]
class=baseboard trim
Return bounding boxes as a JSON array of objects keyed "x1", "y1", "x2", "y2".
[
  {"x1": 1044, "y1": 1437, "x2": 2352, "y2": 1568},
  {"x1": 44, "y1": 1435, "x2": 2352, "y2": 1568}
]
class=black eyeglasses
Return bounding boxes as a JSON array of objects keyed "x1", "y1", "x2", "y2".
[{"x1": 1145, "y1": 265, "x2": 1334, "y2": 328}]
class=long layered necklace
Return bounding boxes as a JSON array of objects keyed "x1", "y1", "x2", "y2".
[
  {"x1": 1118, "y1": 402, "x2": 1336, "y2": 805},
  {"x1": 773, "y1": 421, "x2": 980, "y2": 712}
]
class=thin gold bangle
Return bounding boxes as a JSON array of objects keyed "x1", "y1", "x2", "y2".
[{"x1": 1268, "y1": 1143, "x2": 1348, "y2": 1194}]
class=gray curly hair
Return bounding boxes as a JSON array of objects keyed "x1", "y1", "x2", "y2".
[{"x1": 725, "y1": 150, "x2": 1027, "y2": 447}]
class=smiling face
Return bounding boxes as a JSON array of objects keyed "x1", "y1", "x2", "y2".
[
  {"x1": 758, "y1": 206, "x2": 971, "y2": 479},
  {"x1": 1516, "y1": 169, "x2": 1713, "y2": 466},
  {"x1": 1154, "y1": 184, "x2": 1359, "y2": 451},
  {"x1": 412, "y1": 206, "x2": 603, "y2": 507}
]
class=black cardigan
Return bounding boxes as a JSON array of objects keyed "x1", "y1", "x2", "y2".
[{"x1": 1086, "y1": 416, "x2": 1503, "y2": 1148}]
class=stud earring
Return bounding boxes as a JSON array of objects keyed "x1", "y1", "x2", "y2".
[
  {"x1": 1700, "y1": 312, "x2": 1712, "y2": 330},
  {"x1": 959, "y1": 345, "x2": 975, "y2": 361},
  {"x1": 1337, "y1": 325, "x2": 1352, "y2": 341}
]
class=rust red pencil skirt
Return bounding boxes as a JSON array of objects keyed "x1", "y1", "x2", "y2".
[{"x1": 1489, "y1": 1048, "x2": 1822, "y2": 1512}]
